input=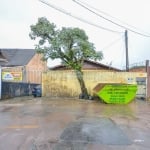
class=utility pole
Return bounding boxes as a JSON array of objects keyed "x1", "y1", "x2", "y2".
[{"x1": 125, "y1": 30, "x2": 129, "y2": 71}]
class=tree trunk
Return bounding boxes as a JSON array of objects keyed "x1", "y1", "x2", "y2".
[{"x1": 75, "y1": 70, "x2": 89, "y2": 99}]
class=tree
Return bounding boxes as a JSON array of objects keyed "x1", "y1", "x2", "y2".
[{"x1": 29, "y1": 17, "x2": 103, "y2": 99}]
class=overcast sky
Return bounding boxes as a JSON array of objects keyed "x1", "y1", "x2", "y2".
[{"x1": 0, "y1": 0, "x2": 150, "y2": 69}]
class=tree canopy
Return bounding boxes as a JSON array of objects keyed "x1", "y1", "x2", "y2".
[{"x1": 29, "y1": 17, "x2": 103, "y2": 99}]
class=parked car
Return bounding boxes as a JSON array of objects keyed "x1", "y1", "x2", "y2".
[{"x1": 32, "y1": 85, "x2": 42, "y2": 97}]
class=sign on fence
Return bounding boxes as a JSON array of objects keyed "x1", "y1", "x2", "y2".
[{"x1": 2, "y1": 72, "x2": 22, "y2": 81}]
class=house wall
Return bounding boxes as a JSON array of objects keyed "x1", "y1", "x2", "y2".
[
  {"x1": 82, "y1": 62, "x2": 119, "y2": 71},
  {"x1": 25, "y1": 54, "x2": 47, "y2": 83},
  {"x1": 27, "y1": 54, "x2": 47, "y2": 71},
  {"x1": 42, "y1": 70, "x2": 147, "y2": 98},
  {"x1": 130, "y1": 67, "x2": 146, "y2": 72}
]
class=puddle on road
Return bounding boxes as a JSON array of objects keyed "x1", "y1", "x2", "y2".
[
  {"x1": 59, "y1": 117, "x2": 132, "y2": 145},
  {"x1": 0, "y1": 97, "x2": 150, "y2": 150},
  {"x1": 1, "y1": 98, "x2": 149, "y2": 121},
  {"x1": 0, "y1": 106, "x2": 14, "y2": 112},
  {"x1": 101, "y1": 104, "x2": 136, "y2": 119}
]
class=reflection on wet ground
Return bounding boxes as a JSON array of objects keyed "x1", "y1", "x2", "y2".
[{"x1": 0, "y1": 96, "x2": 150, "y2": 150}]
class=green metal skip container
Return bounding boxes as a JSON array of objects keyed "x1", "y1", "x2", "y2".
[{"x1": 93, "y1": 83, "x2": 137, "y2": 104}]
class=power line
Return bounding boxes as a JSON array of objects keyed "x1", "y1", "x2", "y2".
[
  {"x1": 74, "y1": 0, "x2": 150, "y2": 36},
  {"x1": 101, "y1": 35, "x2": 124, "y2": 51},
  {"x1": 39, "y1": 0, "x2": 122, "y2": 33},
  {"x1": 73, "y1": 0, "x2": 150, "y2": 37}
]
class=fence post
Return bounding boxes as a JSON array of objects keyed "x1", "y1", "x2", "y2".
[
  {"x1": 146, "y1": 60, "x2": 150, "y2": 100},
  {"x1": 0, "y1": 66, "x2": 1, "y2": 99}
]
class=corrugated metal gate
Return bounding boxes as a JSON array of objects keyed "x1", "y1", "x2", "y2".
[{"x1": 136, "y1": 77, "x2": 146, "y2": 99}]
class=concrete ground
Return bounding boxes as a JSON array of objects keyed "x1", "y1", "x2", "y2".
[{"x1": 0, "y1": 96, "x2": 150, "y2": 150}]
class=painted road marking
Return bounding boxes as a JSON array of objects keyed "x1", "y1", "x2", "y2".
[
  {"x1": 0, "y1": 104, "x2": 24, "y2": 106},
  {"x1": 7, "y1": 125, "x2": 39, "y2": 129}
]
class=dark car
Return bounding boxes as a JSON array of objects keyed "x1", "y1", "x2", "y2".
[{"x1": 32, "y1": 85, "x2": 42, "y2": 97}]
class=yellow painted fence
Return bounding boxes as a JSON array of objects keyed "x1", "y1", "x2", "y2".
[{"x1": 42, "y1": 70, "x2": 147, "y2": 97}]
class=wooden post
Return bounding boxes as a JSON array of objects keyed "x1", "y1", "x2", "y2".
[
  {"x1": 0, "y1": 66, "x2": 1, "y2": 99},
  {"x1": 146, "y1": 60, "x2": 150, "y2": 100}
]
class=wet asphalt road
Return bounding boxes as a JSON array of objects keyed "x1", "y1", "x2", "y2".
[{"x1": 0, "y1": 96, "x2": 150, "y2": 150}]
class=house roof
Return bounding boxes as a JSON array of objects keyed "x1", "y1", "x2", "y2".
[
  {"x1": 0, "y1": 48, "x2": 36, "y2": 67},
  {"x1": 49, "y1": 59, "x2": 121, "y2": 71}
]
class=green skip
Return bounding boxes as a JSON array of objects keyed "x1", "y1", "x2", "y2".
[{"x1": 95, "y1": 84, "x2": 137, "y2": 104}]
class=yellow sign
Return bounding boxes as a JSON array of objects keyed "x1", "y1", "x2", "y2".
[{"x1": 2, "y1": 72, "x2": 22, "y2": 81}]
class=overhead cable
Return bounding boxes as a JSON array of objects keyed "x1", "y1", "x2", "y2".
[
  {"x1": 74, "y1": 0, "x2": 150, "y2": 36},
  {"x1": 101, "y1": 35, "x2": 124, "y2": 51},
  {"x1": 39, "y1": 0, "x2": 122, "y2": 34},
  {"x1": 73, "y1": 0, "x2": 150, "y2": 37}
]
